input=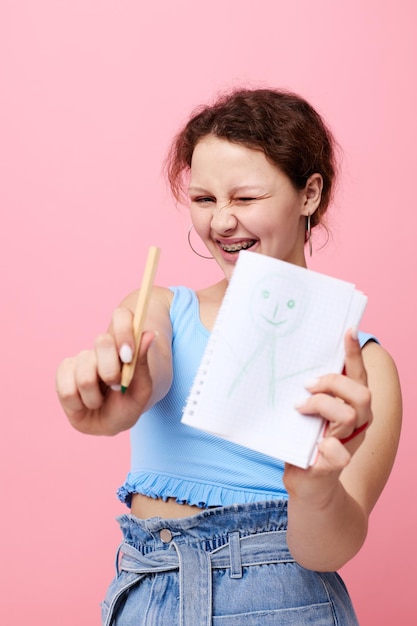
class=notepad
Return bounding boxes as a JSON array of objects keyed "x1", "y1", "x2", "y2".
[{"x1": 182, "y1": 251, "x2": 367, "y2": 468}]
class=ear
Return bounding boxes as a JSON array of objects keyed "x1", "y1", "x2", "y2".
[{"x1": 300, "y1": 173, "x2": 323, "y2": 217}]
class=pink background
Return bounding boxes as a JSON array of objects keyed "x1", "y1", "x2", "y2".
[{"x1": 1, "y1": 1, "x2": 416, "y2": 623}]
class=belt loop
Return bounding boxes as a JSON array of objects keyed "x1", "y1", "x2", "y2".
[
  {"x1": 174, "y1": 542, "x2": 212, "y2": 626},
  {"x1": 228, "y1": 531, "x2": 242, "y2": 579}
]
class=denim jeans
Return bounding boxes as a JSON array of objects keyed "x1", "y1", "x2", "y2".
[{"x1": 101, "y1": 500, "x2": 359, "y2": 625}]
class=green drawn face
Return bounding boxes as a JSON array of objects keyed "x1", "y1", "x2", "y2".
[{"x1": 250, "y1": 274, "x2": 303, "y2": 335}]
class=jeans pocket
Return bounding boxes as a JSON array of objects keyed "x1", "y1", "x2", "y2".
[
  {"x1": 211, "y1": 561, "x2": 356, "y2": 626},
  {"x1": 212, "y1": 603, "x2": 335, "y2": 625}
]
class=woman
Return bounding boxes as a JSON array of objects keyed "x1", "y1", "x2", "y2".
[{"x1": 56, "y1": 88, "x2": 402, "y2": 625}]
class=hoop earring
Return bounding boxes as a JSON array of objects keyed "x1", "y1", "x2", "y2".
[
  {"x1": 306, "y1": 213, "x2": 313, "y2": 257},
  {"x1": 187, "y1": 226, "x2": 214, "y2": 259}
]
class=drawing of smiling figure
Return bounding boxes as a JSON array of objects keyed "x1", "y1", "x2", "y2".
[
  {"x1": 250, "y1": 274, "x2": 303, "y2": 337},
  {"x1": 228, "y1": 273, "x2": 315, "y2": 407}
]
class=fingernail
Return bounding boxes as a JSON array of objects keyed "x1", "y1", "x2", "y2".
[
  {"x1": 119, "y1": 343, "x2": 133, "y2": 364},
  {"x1": 304, "y1": 377, "x2": 319, "y2": 389},
  {"x1": 350, "y1": 326, "x2": 358, "y2": 341},
  {"x1": 110, "y1": 384, "x2": 121, "y2": 391},
  {"x1": 294, "y1": 398, "x2": 306, "y2": 409}
]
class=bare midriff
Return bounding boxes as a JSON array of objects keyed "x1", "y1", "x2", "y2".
[{"x1": 130, "y1": 493, "x2": 205, "y2": 519}]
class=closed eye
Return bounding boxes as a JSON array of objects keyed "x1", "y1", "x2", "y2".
[
  {"x1": 192, "y1": 196, "x2": 215, "y2": 204},
  {"x1": 237, "y1": 197, "x2": 257, "y2": 203},
  {"x1": 236, "y1": 193, "x2": 270, "y2": 204}
]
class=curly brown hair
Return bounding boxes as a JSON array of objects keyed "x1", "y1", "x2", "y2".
[{"x1": 166, "y1": 88, "x2": 337, "y2": 229}]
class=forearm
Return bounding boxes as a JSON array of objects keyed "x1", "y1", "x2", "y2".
[
  {"x1": 286, "y1": 480, "x2": 368, "y2": 572},
  {"x1": 284, "y1": 340, "x2": 400, "y2": 572}
]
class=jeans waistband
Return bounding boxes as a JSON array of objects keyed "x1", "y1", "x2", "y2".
[
  {"x1": 104, "y1": 500, "x2": 291, "y2": 626},
  {"x1": 117, "y1": 499, "x2": 288, "y2": 547}
]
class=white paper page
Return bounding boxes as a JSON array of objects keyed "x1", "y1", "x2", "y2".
[{"x1": 182, "y1": 251, "x2": 367, "y2": 468}]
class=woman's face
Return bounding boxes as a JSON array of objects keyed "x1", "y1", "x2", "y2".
[{"x1": 188, "y1": 135, "x2": 318, "y2": 281}]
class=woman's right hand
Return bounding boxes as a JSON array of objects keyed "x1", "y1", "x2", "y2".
[{"x1": 56, "y1": 288, "x2": 173, "y2": 436}]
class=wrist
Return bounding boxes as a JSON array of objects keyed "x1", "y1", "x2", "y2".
[{"x1": 285, "y1": 469, "x2": 344, "y2": 512}]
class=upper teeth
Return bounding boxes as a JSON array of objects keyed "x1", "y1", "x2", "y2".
[{"x1": 220, "y1": 241, "x2": 255, "y2": 252}]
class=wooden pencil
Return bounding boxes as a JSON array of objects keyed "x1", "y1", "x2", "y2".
[{"x1": 120, "y1": 246, "x2": 161, "y2": 393}]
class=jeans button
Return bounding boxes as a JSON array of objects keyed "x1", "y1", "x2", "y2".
[{"x1": 159, "y1": 528, "x2": 173, "y2": 543}]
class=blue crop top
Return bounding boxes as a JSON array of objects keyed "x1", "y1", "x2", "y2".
[{"x1": 117, "y1": 286, "x2": 376, "y2": 508}]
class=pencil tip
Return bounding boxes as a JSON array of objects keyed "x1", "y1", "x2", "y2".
[{"x1": 121, "y1": 386, "x2": 127, "y2": 394}]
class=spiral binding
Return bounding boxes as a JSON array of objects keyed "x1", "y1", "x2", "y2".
[{"x1": 183, "y1": 274, "x2": 235, "y2": 421}]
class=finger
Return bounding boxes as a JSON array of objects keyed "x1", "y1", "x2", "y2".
[
  {"x1": 138, "y1": 330, "x2": 158, "y2": 357},
  {"x1": 343, "y1": 328, "x2": 368, "y2": 385},
  {"x1": 130, "y1": 330, "x2": 157, "y2": 380},
  {"x1": 95, "y1": 333, "x2": 122, "y2": 386},
  {"x1": 304, "y1": 373, "x2": 371, "y2": 419},
  {"x1": 110, "y1": 307, "x2": 136, "y2": 362},
  {"x1": 56, "y1": 357, "x2": 85, "y2": 414},
  {"x1": 314, "y1": 437, "x2": 351, "y2": 472},
  {"x1": 297, "y1": 392, "x2": 357, "y2": 440},
  {"x1": 74, "y1": 349, "x2": 105, "y2": 410}
]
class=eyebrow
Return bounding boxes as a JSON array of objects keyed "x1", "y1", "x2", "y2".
[
  {"x1": 188, "y1": 185, "x2": 264, "y2": 195},
  {"x1": 188, "y1": 186, "x2": 210, "y2": 194}
]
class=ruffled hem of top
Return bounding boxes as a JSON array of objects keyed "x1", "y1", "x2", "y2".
[{"x1": 117, "y1": 472, "x2": 287, "y2": 509}]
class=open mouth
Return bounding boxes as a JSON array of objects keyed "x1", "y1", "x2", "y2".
[{"x1": 218, "y1": 240, "x2": 257, "y2": 253}]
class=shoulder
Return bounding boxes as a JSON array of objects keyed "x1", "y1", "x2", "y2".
[
  {"x1": 361, "y1": 341, "x2": 402, "y2": 422},
  {"x1": 361, "y1": 340, "x2": 400, "y2": 388},
  {"x1": 153, "y1": 285, "x2": 175, "y2": 307},
  {"x1": 120, "y1": 285, "x2": 174, "y2": 313},
  {"x1": 118, "y1": 286, "x2": 175, "y2": 343},
  {"x1": 358, "y1": 334, "x2": 400, "y2": 397}
]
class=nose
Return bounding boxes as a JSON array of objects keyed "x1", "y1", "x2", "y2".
[{"x1": 210, "y1": 202, "x2": 238, "y2": 234}]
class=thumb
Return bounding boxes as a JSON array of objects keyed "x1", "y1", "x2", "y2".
[
  {"x1": 344, "y1": 328, "x2": 367, "y2": 385},
  {"x1": 138, "y1": 330, "x2": 158, "y2": 358}
]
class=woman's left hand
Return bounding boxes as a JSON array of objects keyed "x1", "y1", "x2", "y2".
[
  {"x1": 284, "y1": 329, "x2": 373, "y2": 497},
  {"x1": 283, "y1": 329, "x2": 401, "y2": 571}
]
